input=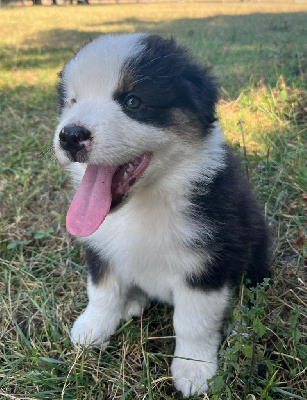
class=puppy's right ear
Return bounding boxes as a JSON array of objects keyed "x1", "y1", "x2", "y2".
[{"x1": 181, "y1": 64, "x2": 219, "y2": 130}]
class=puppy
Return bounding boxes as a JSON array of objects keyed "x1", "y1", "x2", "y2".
[{"x1": 54, "y1": 34, "x2": 269, "y2": 397}]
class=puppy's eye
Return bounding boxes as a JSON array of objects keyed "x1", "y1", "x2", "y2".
[
  {"x1": 70, "y1": 98, "x2": 77, "y2": 105},
  {"x1": 124, "y1": 95, "x2": 142, "y2": 110}
]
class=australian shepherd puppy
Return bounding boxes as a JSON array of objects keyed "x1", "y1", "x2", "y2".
[{"x1": 54, "y1": 34, "x2": 269, "y2": 397}]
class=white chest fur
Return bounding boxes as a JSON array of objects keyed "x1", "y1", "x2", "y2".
[{"x1": 82, "y1": 188, "x2": 203, "y2": 304}]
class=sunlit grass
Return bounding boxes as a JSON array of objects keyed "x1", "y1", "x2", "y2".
[{"x1": 1, "y1": 3, "x2": 307, "y2": 95}]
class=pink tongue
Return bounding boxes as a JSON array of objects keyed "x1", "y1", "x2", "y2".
[{"x1": 66, "y1": 164, "x2": 116, "y2": 237}]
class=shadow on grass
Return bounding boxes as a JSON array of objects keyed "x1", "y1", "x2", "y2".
[{"x1": 1, "y1": 12, "x2": 306, "y2": 96}]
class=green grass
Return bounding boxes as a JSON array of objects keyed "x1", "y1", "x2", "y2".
[{"x1": 0, "y1": 3, "x2": 306, "y2": 399}]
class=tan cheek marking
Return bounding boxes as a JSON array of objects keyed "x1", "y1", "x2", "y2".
[{"x1": 169, "y1": 108, "x2": 204, "y2": 142}]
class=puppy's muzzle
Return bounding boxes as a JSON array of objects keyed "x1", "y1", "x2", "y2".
[{"x1": 59, "y1": 124, "x2": 91, "y2": 161}]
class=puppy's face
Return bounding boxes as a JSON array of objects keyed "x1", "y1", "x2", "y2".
[{"x1": 54, "y1": 34, "x2": 218, "y2": 236}]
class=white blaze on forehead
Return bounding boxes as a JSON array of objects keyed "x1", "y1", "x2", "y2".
[{"x1": 62, "y1": 33, "x2": 146, "y2": 98}]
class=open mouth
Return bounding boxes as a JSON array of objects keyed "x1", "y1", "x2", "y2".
[
  {"x1": 66, "y1": 152, "x2": 152, "y2": 237},
  {"x1": 111, "y1": 153, "x2": 152, "y2": 208}
]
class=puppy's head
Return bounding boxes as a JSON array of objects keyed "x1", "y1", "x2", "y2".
[{"x1": 54, "y1": 34, "x2": 218, "y2": 237}]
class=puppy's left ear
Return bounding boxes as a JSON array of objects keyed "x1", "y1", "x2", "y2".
[{"x1": 182, "y1": 64, "x2": 219, "y2": 129}]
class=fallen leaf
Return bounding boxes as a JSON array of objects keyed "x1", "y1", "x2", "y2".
[
  {"x1": 295, "y1": 228, "x2": 307, "y2": 250},
  {"x1": 288, "y1": 201, "x2": 297, "y2": 215}
]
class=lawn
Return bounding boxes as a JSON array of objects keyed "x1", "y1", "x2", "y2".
[{"x1": 0, "y1": 3, "x2": 306, "y2": 399}]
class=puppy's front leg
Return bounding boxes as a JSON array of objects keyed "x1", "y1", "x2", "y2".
[
  {"x1": 171, "y1": 285, "x2": 230, "y2": 397},
  {"x1": 71, "y1": 269, "x2": 124, "y2": 346}
]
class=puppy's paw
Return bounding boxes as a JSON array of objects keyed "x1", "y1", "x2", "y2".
[
  {"x1": 123, "y1": 300, "x2": 144, "y2": 321},
  {"x1": 123, "y1": 290, "x2": 150, "y2": 321},
  {"x1": 171, "y1": 356, "x2": 217, "y2": 397},
  {"x1": 71, "y1": 312, "x2": 107, "y2": 346},
  {"x1": 71, "y1": 304, "x2": 122, "y2": 347},
  {"x1": 123, "y1": 298, "x2": 150, "y2": 321}
]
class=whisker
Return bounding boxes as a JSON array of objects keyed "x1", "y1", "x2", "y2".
[
  {"x1": 37, "y1": 144, "x2": 54, "y2": 159},
  {"x1": 137, "y1": 53, "x2": 176, "y2": 70},
  {"x1": 130, "y1": 76, "x2": 151, "y2": 86}
]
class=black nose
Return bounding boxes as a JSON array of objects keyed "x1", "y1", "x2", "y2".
[{"x1": 59, "y1": 124, "x2": 91, "y2": 159}]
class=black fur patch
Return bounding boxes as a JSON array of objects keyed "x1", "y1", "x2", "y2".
[
  {"x1": 114, "y1": 35, "x2": 218, "y2": 130},
  {"x1": 57, "y1": 71, "x2": 66, "y2": 116},
  {"x1": 85, "y1": 246, "x2": 109, "y2": 285},
  {"x1": 187, "y1": 147, "x2": 270, "y2": 291}
]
